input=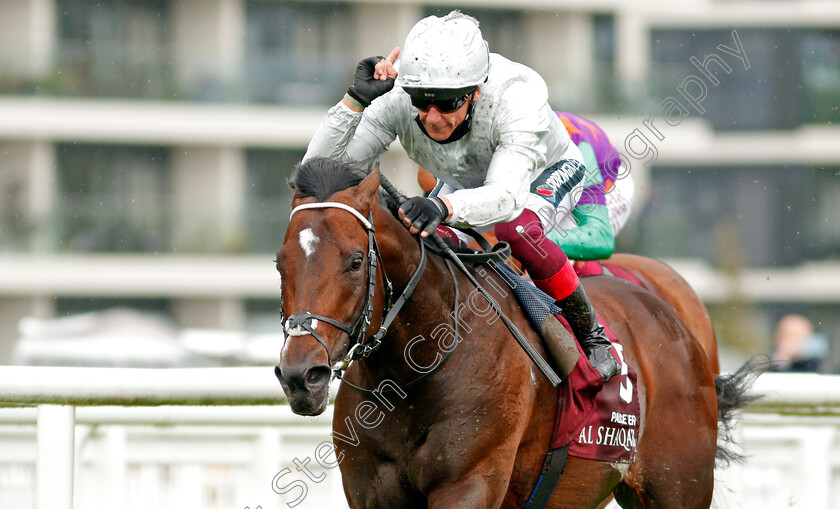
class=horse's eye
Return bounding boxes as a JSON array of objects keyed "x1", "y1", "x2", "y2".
[{"x1": 349, "y1": 254, "x2": 364, "y2": 272}]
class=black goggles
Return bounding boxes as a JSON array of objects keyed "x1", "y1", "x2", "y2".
[{"x1": 408, "y1": 89, "x2": 476, "y2": 113}]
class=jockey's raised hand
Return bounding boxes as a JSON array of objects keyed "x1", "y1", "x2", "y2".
[
  {"x1": 346, "y1": 47, "x2": 400, "y2": 110},
  {"x1": 398, "y1": 196, "x2": 449, "y2": 237}
]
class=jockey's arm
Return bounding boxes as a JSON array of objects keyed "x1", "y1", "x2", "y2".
[
  {"x1": 303, "y1": 96, "x2": 395, "y2": 165},
  {"x1": 443, "y1": 148, "x2": 535, "y2": 228},
  {"x1": 546, "y1": 203, "x2": 615, "y2": 261},
  {"x1": 445, "y1": 111, "x2": 582, "y2": 228},
  {"x1": 304, "y1": 51, "x2": 400, "y2": 163},
  {"x1": 441, "y1": 80, "x2": 582, "y2": 228}
]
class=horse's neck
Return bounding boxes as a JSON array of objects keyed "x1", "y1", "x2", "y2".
[{"x1": 361, "y1": 208, "x2": 458, "y2": 382}]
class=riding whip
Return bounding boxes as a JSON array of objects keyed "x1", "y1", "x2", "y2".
[{"x1": 377, "y1": 171, "x2": 562, "y2": 387}]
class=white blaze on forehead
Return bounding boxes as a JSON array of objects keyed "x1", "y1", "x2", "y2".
[{"x1": 299, "y1": 228, "x2": 320, "y2": 257}]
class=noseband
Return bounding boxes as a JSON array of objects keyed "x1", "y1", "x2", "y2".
[{"x1": 282, "y1": 201, "x2": 428, "y2": 375}]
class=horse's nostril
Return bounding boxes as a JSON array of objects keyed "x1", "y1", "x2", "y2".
[{"x1": 305, "y1": 366, "x2": 331, "y2": 388}]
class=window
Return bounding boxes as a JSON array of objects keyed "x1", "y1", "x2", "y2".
[
  {"x1": 639, "y1": 165, "x2": 827, "y2": 266},
  {"x1": 650, "y1": 28, "x2": 802, "y2": 130},
  {"x1": 57, "y1": 144, "x2": 170, "y2": 252},
  {"x1": 55, "y1": 0, "x2": 171, "y2": 99},
  {"x1": 56, "y1": 297, "x2": 171, "y2": 318},
  {"x1": 245, "y1": 148, "x2": 305, "y2": 253},
  {"x1": 423, "y1": 7, "x2": 525, "y2": 62},
  {"x1": 245, "y1": 299, "x2": 282, "y2": 334},
  {"x1": 245, "y1": 1, "x2": 352, "y2": 104},
  {"x1": 592, "y1": 15, "x2": 618, "y2": 113},
  {"x1": 801, "y1": 30, "x2": 840, "y2": 125},
  {"x1": 813, "y1": 168, "x2": 840, "y2": 258}
]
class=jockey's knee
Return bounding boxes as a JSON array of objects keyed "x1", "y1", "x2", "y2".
[
  {"x1": 494, "y1": 212, "x2": 546, "y2": 247},
  {"x1": 493, "y1": 221, "x2": 517, "y2": 243}
]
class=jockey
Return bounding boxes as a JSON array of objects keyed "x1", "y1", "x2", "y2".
[
  {"x1": 547, "y1": 112, "x2": 633, "y2": 261},
  {"x1": 303, "y1": 11, "x2": 620, "y2": 382},
  {"x1": 419, "y1": 113, "x2": 635, "y2": 263}
]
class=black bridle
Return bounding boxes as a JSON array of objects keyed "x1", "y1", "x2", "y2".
[
  {"x1": 281, "y1": 175, "x2": 563, "y2": 394},
  {"x1": 280, "y1": 201, "x2": 430, "y2": 386}
]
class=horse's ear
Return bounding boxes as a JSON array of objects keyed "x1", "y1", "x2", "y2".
[
  {"x1": 353, "y1": 168, "x2": 380, "y2": 212},
  {"x1": 290, "y1": 188, "x2": 314, "y2": 209},
  {"x1": 290, "y1": 188, "x2": 303, "y2": 208}
]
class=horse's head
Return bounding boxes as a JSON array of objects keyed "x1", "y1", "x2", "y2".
[{"x1": 274, "y1": 158, "x2": 384, "y2": 415}]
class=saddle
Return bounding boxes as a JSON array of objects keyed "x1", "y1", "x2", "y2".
[
  {"x1": 573, "y1": 260, "x2": 649, "y2": 290},
  {"x1": 492, "y1": 262, "x2": 640, "y2": 450},
  {"x1": 431, "y1": 232, "x2": 641, "y2": 466},
  {"x1": 491, "y1": 262, "x2": 640, "y2": 509}
]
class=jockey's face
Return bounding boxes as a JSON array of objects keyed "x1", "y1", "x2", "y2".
[{"x1": 417, "y1": 88, "x2": 481, "y2": 142}]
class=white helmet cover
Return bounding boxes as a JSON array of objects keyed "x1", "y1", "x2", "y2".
[{"x1": 395, "y1": 11, "x2": 490, "y2": 94}]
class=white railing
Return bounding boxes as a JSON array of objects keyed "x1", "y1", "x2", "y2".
[
  {"x1": 717, "y1": 373, "x2": 840, "y2": 509},
  {"x1": 0, "y1": 367, "x2": 347, "y2": 509},
  {"x1": 2, "y1": 369, "x2": 840, "y2": 509}
]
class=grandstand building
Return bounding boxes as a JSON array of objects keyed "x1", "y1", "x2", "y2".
[{"x1": 1, "y1": 0, "x2": 839, "y2": 368}]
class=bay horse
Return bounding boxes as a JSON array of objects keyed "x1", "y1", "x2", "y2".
[
  {"x1": 274, "y1": 158, "x2": 752, "y2": 508},
  {"x1": 462, "y1": 242, "x2": 722, "y2": 376},
  {"x1": 604, "y1": 254, "x2": 720, "y2": 374},
  {"x1": 420, "y1": 167, "x2": 721, "y2": 374}
]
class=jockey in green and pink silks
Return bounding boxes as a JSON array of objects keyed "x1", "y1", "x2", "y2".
[{"x1": 550, "y1": 112, "x2": 634, "y2": 261}]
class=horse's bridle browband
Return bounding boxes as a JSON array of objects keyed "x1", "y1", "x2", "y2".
[
  {"x1": 290, "y1": 202, "x2": 373, "y2": 229},
  {"x1": 282, "y1": 201, "x2": 429, "y2": 381}
]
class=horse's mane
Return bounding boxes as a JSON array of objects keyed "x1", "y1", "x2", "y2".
[{"x1": 290, "y1": 157, "x2": 399, "y2": 214}]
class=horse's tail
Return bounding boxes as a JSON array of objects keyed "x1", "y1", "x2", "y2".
[{"x1": 714, "y1": 356, "x2": 773, "y2": 466}]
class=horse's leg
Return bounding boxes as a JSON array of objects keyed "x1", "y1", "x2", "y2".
[
  {"x1": 619, "y1": 404, "x2": 716, "y2": 505},
  {"x1": 544, "y1": 457, "x2": 623, "y2": 509},
  {"x1": 426, "y1": 477, "x2": 499, "y2": 509},
  {"x1": 340, "y1": 454, "x2": 425, "y2": 508},
  {"x1": 425, "y1": 454, "x2": 517, "y2": 509},
  {"x1": 605, "y1": 286, "x2": 718, "y2": 509},
  {"x1": 429, "y1": 465, "x2": 509, "y2": 509},
  {"x1": 618, "y1": 372, "x2": 716, "y2": 507},
  {"x1": 614, "y1": 452, "x2": 715, "y2": 509}
]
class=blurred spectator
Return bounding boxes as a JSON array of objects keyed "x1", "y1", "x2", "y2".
[{"x1": 771, "y1": 314, "x2": 828, "y2": 373}]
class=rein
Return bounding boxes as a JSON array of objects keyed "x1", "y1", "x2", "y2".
[
  {"x1": 283, "y1": 172, "x2": 562, "y2": 395},
  {"x1": 377, "y1": 174, "x2": 563, "y2": 387},
  {"x1": 282, "y1": 200, "x2": 438, "y2": 392},
  {"x1": 339, "y1": 258, "x2": 461, "y2": 395}
]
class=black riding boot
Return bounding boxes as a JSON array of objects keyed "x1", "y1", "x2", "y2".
[{"x1": 556, "y1": 285, "x2": 621, "y2": 381}]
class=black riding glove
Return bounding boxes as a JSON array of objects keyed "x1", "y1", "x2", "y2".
[
  {"x1": 399, "y1": 196, "x2": 448, "y2": 237},
  {"x1": 347, "y1": 56, "x2": 395, "y2": 108}
]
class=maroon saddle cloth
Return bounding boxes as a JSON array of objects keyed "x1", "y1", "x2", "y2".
[
  {"x1": 488, "y1": 259, "x2": 641, "y2": 463},
  {"x1": 549, "y1": 316, "x2": 641, "y2": 463},
  {"x1": 542, "y1": 260, "x2": 642, "y2": 462}
]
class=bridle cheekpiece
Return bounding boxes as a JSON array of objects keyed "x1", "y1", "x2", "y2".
[{"x1": 281, "y1": 201, "x2": 427, "y2": 379}]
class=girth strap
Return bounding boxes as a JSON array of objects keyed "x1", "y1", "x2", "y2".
[{"x1": 523, "y1": 443, "x2": 571, "y2": 509}]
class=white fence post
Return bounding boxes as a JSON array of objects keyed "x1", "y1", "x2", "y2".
[
  {"x1": 36, "y1": 404, "x2": 75, "y2": 509},
  {"x1": 800, "y1": 426, "x2": 835, "y2": 508},
  {"x1": 103, "y1": 426, "x2": 127, "y2": 508}
]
